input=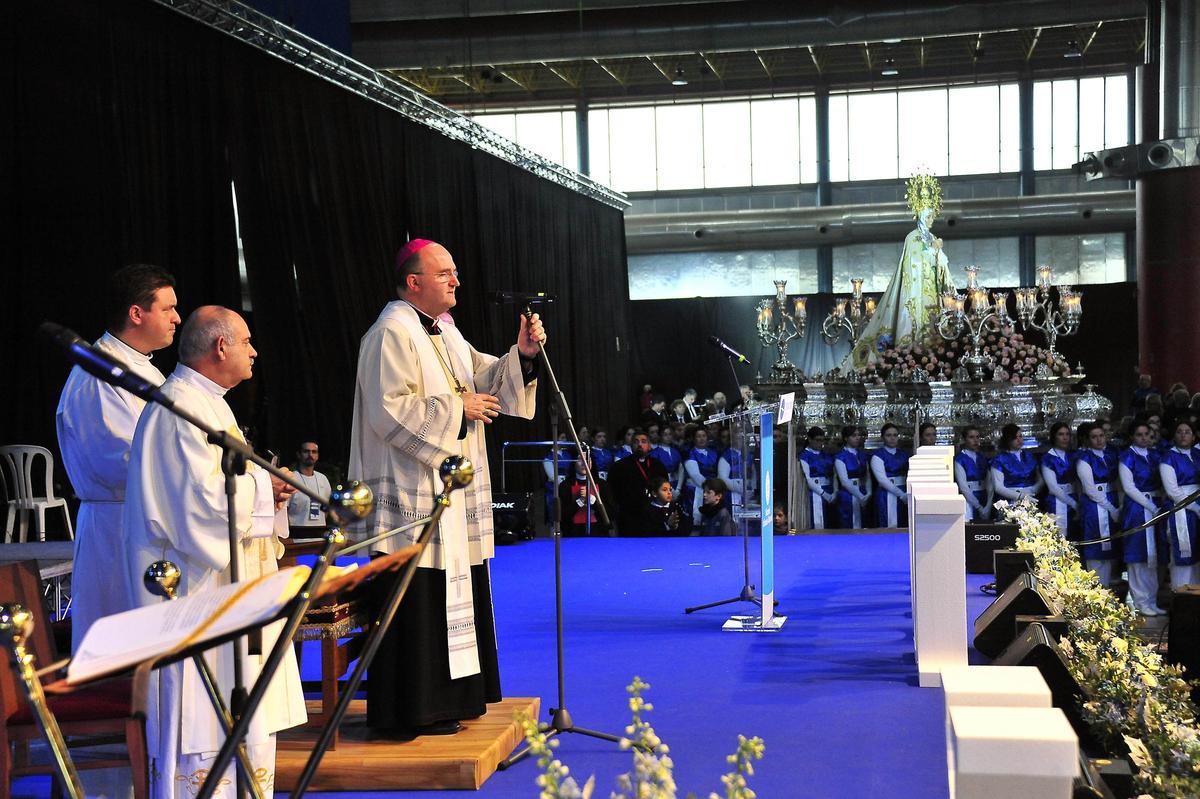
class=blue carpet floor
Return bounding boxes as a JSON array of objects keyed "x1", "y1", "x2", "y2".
[{"x1": 20, "y1": 533, "x2": 996, "y2": 798}]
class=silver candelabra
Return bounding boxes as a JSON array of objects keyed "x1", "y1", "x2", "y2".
[
  {"x1": 1013, "y1": 264, "x2": 1082, "y2": 358},
  {"x1": 821, "y1": 277, "x2": 876, "y2": 345},
  {"x1": 936, "y1": 266, "x2": 1013, "y2": 381},
  {"x1": 756, "y1": 279, "x2": 808, "y2": 382}
]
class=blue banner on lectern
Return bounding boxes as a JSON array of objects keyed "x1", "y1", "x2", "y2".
[{"x1": 760, "y1": 411, "x2": 774, "y2": 614}]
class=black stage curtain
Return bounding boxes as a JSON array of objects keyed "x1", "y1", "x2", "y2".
[
  {"x1": 629, "y1": 282, "x2": 1139, "y2": 422},
  {"x1": 2, "y1": 0, "x2": 630, "y2": 493}
]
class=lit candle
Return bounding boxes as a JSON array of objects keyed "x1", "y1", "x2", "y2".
[
  {"x1": 964, "y1": 266, "x2": 979, "y2": 290},
  {"x1": 954, "y1": 296, "x2": 965, "y2": 315},
  {"x1": 970, "y1": 288, "x2": 989, "y2": 311},
  {"x1": 1037, "y1": 264, "x2": 1053, "y2": 289},
  {"x1": 794, "y1": 296, "x2": 807, "y2": 320},
  {"x1": 762, "y1": 305, "x2": 772, "y2": 325},
  {"x1": 993, "y1": 291, "x2": 1009, "y2": 317},
  {"x1": 851, "y1": 278, "x2": 864, "y2": 300},
  {"x1": 834, "y1": 298, "x2": 847, "y2": 318},
  {"x1": 865, "y1": 297, "x2": 877, "y2": 315},
  {"x1": 942, "y1": 292, "x2": 957, "y2": 313}
]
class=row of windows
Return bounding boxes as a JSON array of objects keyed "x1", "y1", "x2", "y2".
[{"x1": 470, "y1": 75, "x2": 1130, "y2": 193}]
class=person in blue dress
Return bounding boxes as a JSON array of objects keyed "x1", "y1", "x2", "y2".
[
  {"x1": 542, "y1": 434, "x2": 576, "y2": 522},
  {"x1": 953, "y1": 425, "x2": 990, "y2": 521},
  {"x1": 1075, "y1": 421, "x2": 1121, "y2": 587},
  {"x1": 799, "y1": 427, "x2": 838, "y2": 530},
  {"x1": 1119, "y1": 420, "x2": 1167, "y2": 615},
  {"x1": 990, "y1": 423, "x2": 1044, "y2": 506},
  {"x1": 1160, "y1": 419, "x2": 1200, "y2": 590},
  {"x1": 870, "y1": 423, "x2": 910, "y2": 528},
  {"x1": 834, "y1": 425, "x2": 872, "y2": 529},
  {"x1": 1040, "y1": 422, "x2": 1077, "y2": 536},
  {"x1": 918, "y1": 422, "x2": 938, "y2": 448},
  {"x1": 718, "y1": 437, "x2": 744, "y2": 512},
  {"x1": 684, "y1": 427, "x2": 721, "y2": 524},
  {"x1": 590, "y1": 428, "x2": 615, "y2": 481},
  {"x1": 649, "y1": 427, "x2": 685, "y2": 494}
]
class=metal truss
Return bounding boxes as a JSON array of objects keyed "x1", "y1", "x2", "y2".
[{"x1": 147, "y1": 0, "x2": 630, "y2": 210}]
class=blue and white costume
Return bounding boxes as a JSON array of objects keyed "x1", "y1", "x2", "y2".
[
  {"x1": 799, "y1": 447, "x2": 838, "y2": 530},
  {"x1": 718, "y1": 447, "x2": 744, "y2": 511},
  {"x1": 685, "y1": 445, "x2": 721, "y2": 523},
  {"x1": 649, "y1": 443, "x2": 684, "y2": 492},
  {"x1": 592, "y1": 446, "x2": 615, "y2": 482},
  {"x1": 1160, "y1": 447, "x2": 1200, "y2": 587},
  {"x1": 990, "y1": 450, "x2": 1043, "y2": 506},
  {"x1": 1040, "y1": 448, "x2": 1077, "y2": 536},
  {"x1": 870, "y1": 446, "x2": 910, "y2": 528},
  {"x1": 1120, "y1": 446, "x2": 1166, "y2": 614},
  {"x1": 1076, "y1": 448, "x2": 1121, "y2": 585},
  {"x1": 834, "y1": 447, "x2": 872, "y2": 529},
  {"x1": 953, "y1": 449, "x2": 989, "y2": 522}
]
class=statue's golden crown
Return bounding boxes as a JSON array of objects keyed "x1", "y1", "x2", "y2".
[{"x1": 905, "y1": 172, "x2": 943, "y2": 219}]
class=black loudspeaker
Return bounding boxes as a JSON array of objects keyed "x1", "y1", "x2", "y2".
[
  {"x1": 973, "y1": 572, "x2": 1053, "y2": 658},
  {"x1": 965, "y1": 523, "x2": 1019, "y2": 573},
  {"x1": 492, "y1": 492, "x2": 535, "y2": 544},
  {"x1": 1167, "y1": 585, "x2": 1200, "y2": 705},
  {"x1": 993, "y1": 549, "x2": 1036, "y2": 593},
  {"x1": 995, "y1": 623, "x2": 1116, "y2": 758}
]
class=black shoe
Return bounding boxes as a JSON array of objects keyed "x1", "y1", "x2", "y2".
[{"x1": 413, "y1": 720, "x2": 463, "y2": 736}]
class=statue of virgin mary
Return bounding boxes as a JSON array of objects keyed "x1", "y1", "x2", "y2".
[{"x1": 849, "y1": 172, "x2": 955, "y2": 367}]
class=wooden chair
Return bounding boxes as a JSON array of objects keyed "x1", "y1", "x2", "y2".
[{"x1": 0, "y1": 561, "x2": 146, "y2": 799}]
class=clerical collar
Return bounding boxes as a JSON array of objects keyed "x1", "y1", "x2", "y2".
[
  {"x1": 175, "y1": 363, "x2": 229, "y2": 397},
  {"x1": 402, "y1": 300, "x2": 442, "y2": 333},
  {"x1": 100, "y1": 331, "x2": 153, "y2": 364}
]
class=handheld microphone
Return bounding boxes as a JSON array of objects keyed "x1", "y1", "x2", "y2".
[
  {"x1": 487, "y1": 290, "x2": 556, "y2": 305},
  {"x1": 709, "y1": 335, "x2": 750, "y2": 365},
  {"x1": 40, "y1": 321, "x2": 174, "y2": 408}
]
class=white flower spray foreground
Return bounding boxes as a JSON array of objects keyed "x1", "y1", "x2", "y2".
[
  {"x1": 518, "y1": 677, "x2": 765, "y2": 799},
  {"x1": 996, "y1": 498, "x2": 1200, "y2": 798}
]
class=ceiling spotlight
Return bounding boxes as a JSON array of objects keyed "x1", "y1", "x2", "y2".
[
  {"x1": 672, "y1": 67, "x2": 688, "y2": 86},
  {"x1": 1064, "y1": 39, "x2": 1082, "y2": 58},
  {"x1": 881, "y1": 58, "x2": 899, "y2": 77}
]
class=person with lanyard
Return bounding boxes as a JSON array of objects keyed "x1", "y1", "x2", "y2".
[
  {"x1": 287, "y1": 440, "x2": 333, "y2": 536},
  {"x1": 684, "y1": 427, "x2": 721, "y2": 524},
  {"x1": 557, "y1": 447, "x2": 612, "y2": 536},
  {"x1": 990, "y1": 423, "x2": 1044, "y2": 506},
  {"x1": 1119, "y1": 420, "x2": 1168, "y2": 616},
  {"x1": 1159, "y1": 420, "x2": 1200, "y2": 590},
  {"x1": 649, "y1": 426, "x2": 685, "y2": 495},
  {"x1": 609, "y1": 431, "x2": 668, "y2": 534},
  {"x1": 799, "y1": 427, "x2": 838, "y2": 530},
  {"x1": 1075, "y1": 421, "x2": 1121, "y2": 587},
  {"x1": 590, "y1": 428, "x2": 615, "y2": 481},
  {"x1": 953, "y1": 425, "x2": 990, "y2": 522},
  {"x1": 348, "y1": 238, "x2": 544, "y2": 738},
  {"x1": 870, "y1": 423, "x2": 910, "y2": 528},
  {"x1": 834, "y1": 425, "x2": 872, "y2": 529},
  {"x1": 1040, "y1": 422, "x2": 1078, "y2": 536}
]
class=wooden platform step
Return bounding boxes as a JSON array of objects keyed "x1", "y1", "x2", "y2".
[{"x1": 274, "y1": 697, "x2": 539, "y2": 791}]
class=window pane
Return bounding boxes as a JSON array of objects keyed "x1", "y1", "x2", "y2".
[
  {"x1": 1052, "y1": 79, "x2": 1078, "y2": 169},
  {"x1": 655, "y1": 104, "x2": 704, "y2": 190},
  {"x1": 559, "y1": 110, "x2": 579, "y2": 172},
  {"x1": 474, "y1": 112, "x2": 516, "y2": 141},
  {"x1": 1000, "y1": 83, "x2": 1021, "y2": 172},
  {"x1": 515, "y1": 111, "x2": 566, "y2": 165},
  {"x1": 608, "y1": 106, "x2": 657, "y2": 192},
  {"x1": 847, "y1": 92, "x2": 898, "y2": 180},
  {"x1": 1078, "y1": 77, "x2": 1105, "y2": 156},
  {"x1": 587, "y1": 109, "x2": 611, "y2": 186},
  {"x1": 750, "y1": 98, "x2": 800, "y2": 186},
  {"x1": 1105, "y1": 75, "x2": 1129, "y2": 147},
  {"x1": 828, "y1": 94, "x2": 849, "y2": 182},
  {"x1": 799, "y1": 96, "x2": 819, "y2": 184},
  {"x1": 703, "y1": 101, "x2": 752, "y2": 188},
  {"x1": 627, "y1": 249, "x2": 818, "y2": 300},
  {"x1": 949, "y1": 85, "x2": 1000, "y2": 174},
  {"x1": 832, "y1": 242, "x2": 897, "y2": 293},
  {"x1": 898, "y1": 88, "x2": 947, "y2": 176},
  {"x1": 1033, "y1": 81, "x2": 1053, "y2": 170},
  {"x1": 1035, "y1": 233, "x2": 1126, "y2": 285}
]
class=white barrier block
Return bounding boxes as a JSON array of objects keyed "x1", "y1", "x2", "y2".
[
  {"x1": 941, "y1": 665, "x2": 1052, "y2": 710},
  {"x1": 912, "y1": 483, "x2": 967, "y2": 686},
  {"x1": 948, "y1": 706, "x2": 1078, "y2": 799}
]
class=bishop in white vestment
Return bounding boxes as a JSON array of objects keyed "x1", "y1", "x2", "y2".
[
  {"x1": 124, "y1": 307, "x2": 305, "y2": 798},
  {"x1": 56, "y1": 265, "x2": 180, "y2": 649},
  {"x1": 348, "y1": 239, "x2": 543, "y2": 733}
]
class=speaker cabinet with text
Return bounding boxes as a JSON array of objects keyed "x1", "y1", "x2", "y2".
[{"x1": 965, "y1": 523, "x2": 1019, "y2": 573}]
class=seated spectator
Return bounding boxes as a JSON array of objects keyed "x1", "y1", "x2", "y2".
[
  {"x1": 642, "y1": 477, "x2": 692, "y2": 536},
  {"x1": 682, "y1": 388, "x2": 703, "y2": 421},
  {"x1": 669, "y1": 399, "x2": 689, "y2": 425},
  {"x1": 558, "y1": 449, "x2": 613, "y2": 537},
  {"x1": 697, "y1": 478, "x2": 737, "y2": 536},
  {"x1": 773, "y1": 506, "x2": 790, "y2": 536},
  {"x1": 641, "y1": 395, "x2": 668, "y2": 428},
  {"x1": 1131, "y1": 373, "x2": 1159, "y2": 414}
]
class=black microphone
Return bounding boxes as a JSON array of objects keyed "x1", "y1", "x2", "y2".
[
  {"x1": 40, "y1": 321, "x2": 174, "y2": 408},
  {"x1": 487, "y1": 290, "x2": 556, "y2": 305},
  {"x1": 709, "y1": 335, "x2": 750, "y2": 364}
]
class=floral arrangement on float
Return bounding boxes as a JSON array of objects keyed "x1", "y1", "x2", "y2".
[
  {"x1": 520, "y1": 677, "x2": 765, "y2": 799},
  {"x1": 854, "y1": 329, "x2": 1073, "y2": 385},
  {"x1": 996, "y1": 498, "x2": 1200, "y2": 799}
]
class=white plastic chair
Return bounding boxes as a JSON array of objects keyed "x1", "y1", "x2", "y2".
[{"x1": 0, "y1": 445, "x2": 74, "y2": 542}]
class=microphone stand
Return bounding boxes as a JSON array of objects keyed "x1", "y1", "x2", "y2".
[{"x1": 498, "y1": 307, "x2": 624, "y2": 770}]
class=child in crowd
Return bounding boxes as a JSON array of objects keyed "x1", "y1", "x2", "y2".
[
  {"x1": 643, "y1": 476, "x2": 692, "y2": 536},
  {"x1": 697, "y1": 477, "x2": 737, "y2": 536}
]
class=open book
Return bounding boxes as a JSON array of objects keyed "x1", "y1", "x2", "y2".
[{"x1": 68, "y1": 564, "x2": 355, "y2": 685}]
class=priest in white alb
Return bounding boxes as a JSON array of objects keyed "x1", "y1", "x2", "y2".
[
  {"x1": 56, "y1": 264, "x2": 180, "y2": 649},
  {"x1": 123, "y1": 306, "x2": 306, "y2": 798},
  {"x1": 349, "y1": 238, "x2": 544, "y2": 736}
]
